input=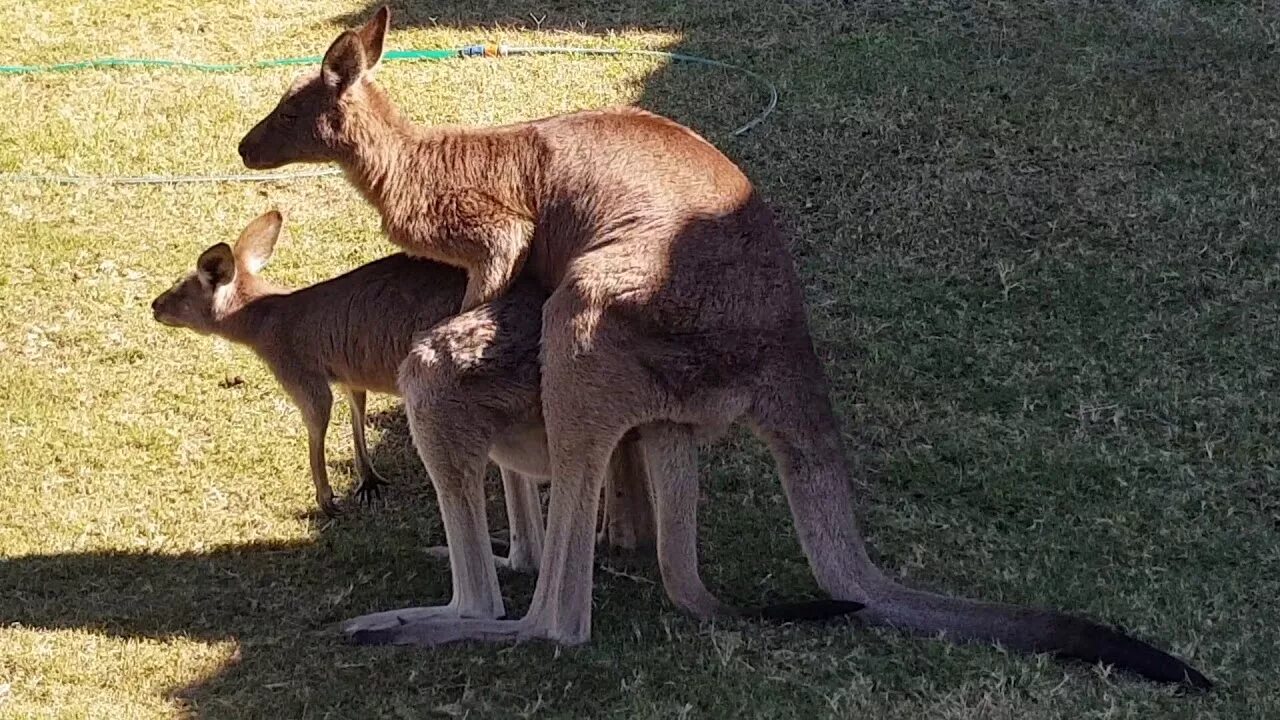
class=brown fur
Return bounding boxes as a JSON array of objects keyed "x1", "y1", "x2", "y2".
[
  {"x1": 150, "y1": 211, "x2": 654, "y2": 575},
  {"x1": 238, "y1": 8, "x2": 1210, "y2": 689}
]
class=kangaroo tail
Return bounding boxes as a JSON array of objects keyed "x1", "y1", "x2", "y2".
[
  {"x1": 748, "y1": 356, "x2": 1212, "y2": 690},
  {"x1": 860, "y1": 584, "x2": 1212, "y2": 689},
  {"x1": 751, "y1": 599, "x2": 866, "y2": 622}
]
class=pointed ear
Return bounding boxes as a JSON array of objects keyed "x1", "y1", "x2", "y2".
[
  {"x1": 322, "y1": 31, "x2": 367, "y2": 91},
  {"x1": 356, "y1": 6, "x2": 390, "y2": 71},
  {"x1": 197, "y1": 243, "x2": 236, "y2": 286},
  {"x1": 233, "y1": 210, "x2": 284, "y2": 275}
]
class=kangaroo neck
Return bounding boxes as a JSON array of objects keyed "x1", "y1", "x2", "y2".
[
  {"x1": 214, "y1": 284, "x2": 291, "y2": 347},
  {"x1": 337, "y1": 92, "x2": 539, "y2": 234},
  {"x1": 340, "y1": 104, "x2": 421, "y2": 211}
]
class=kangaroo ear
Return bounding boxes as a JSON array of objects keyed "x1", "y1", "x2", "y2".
[
  {"x1": 233, "y1": 210, "x2": 284, "y2": 275},
  {"x1": 322, "y1": 6, "x2": 388, "y2": 89},
  {"x1": 322, "y1": 31, "x2": 367, "y2": 90},
  {"x1": 197, "y1": 243, "x2": 236, "y2": 286},
  {"x1": 357, "y1": 6, "x2": 390, "y2": 72}
]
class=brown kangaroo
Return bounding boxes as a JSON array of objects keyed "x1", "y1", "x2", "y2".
[
  {"x1": 150, "y1": 210, "x2": 655, "y2": 575},
  {"x1": 238, "y1": 8, "x2": 1211, "y2": 688}
]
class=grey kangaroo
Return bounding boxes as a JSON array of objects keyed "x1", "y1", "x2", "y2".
[{"x1": 150, "y1": 210, "x2": 654, "y2": 570}]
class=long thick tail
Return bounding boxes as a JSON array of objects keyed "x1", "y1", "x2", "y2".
[
  {"x1": 752, "y1": 599, "x2": 865, "y2": 622},
  {"x1": 748, "y1": 356, "x2": 1212, "y2": 690},
  {"x1": 860, "y1": 584, "x2": 1212, "y2": 690}
]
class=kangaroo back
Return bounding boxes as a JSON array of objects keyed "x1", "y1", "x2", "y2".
[
  {"x1": 152, "y1": 211, "x2": 468, "y2": 396},
  {"x1": 279, "y1": 254, "x2": 466, "y2": 393}
]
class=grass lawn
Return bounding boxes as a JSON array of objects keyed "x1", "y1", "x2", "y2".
[{"x1": 2, "y1": 0, "x2": 1277, "y2": 717}]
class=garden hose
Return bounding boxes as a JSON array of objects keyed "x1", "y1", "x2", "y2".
[{"x1": 0, "y1": 45, "x2": 777, "y2": 185}]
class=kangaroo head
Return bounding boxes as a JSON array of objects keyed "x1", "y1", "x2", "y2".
[
  {"x1": 151, "y1": 210, "x2": 286, "y2": 333},
  {"x1": 238, "y1": 6, "x2": 391, "y2": 169}
]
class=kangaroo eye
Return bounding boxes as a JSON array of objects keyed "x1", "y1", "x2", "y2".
[{"x1": 279, "y1": 109, "x2": 299, "y2": 123}]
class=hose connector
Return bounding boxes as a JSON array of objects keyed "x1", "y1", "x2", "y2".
[{"x1": 457, "y1": 44, "x2": 502, "y2": 59}]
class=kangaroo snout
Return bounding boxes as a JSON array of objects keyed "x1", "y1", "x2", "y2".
[
  {"x1": 237, "y1": 125, "x2": 271, "y2": 169},
  {"x1": 149, "y1": 290, "x2": 170, "y2": 319},
  {"x1": 237, "y1": 135, "x2": 261, "y2": 168},
  {"x1": 150, "y1": 293, "x2": 177, "y2": 326}
]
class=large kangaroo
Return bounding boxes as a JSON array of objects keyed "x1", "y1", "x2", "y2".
[
  {"x1": 238, "y1": 8, "x2": 1210, "y2": 688},
  {"x1": 150, "y1": 210, "x2": 655, "y2": 573}
]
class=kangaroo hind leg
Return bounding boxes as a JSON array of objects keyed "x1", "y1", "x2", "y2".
[{"x1": 638, "y1": 422, "x2": 732, "y2": 620}]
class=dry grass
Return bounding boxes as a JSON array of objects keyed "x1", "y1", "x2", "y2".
[{"x1": 2, "y1": 0, "x2": 1277, "y2": 717}]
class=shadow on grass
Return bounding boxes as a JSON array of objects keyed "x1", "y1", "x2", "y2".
[
  {"x1": 0, "y1": 401, "x2": 672, "y2": 718},
  {"x1": 0, "y1": 538, "x2": 664, "y2": 715},
  {"x1": 0, "y1": 443, "x2": 670, "y2": 716}
]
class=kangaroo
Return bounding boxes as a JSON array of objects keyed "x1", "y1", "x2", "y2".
[
  {"x1": 150, "y1": 210, "x2": 655, "y2": 571},
  {"x1": 237, "y1": 7, "x2": 1211, "y2": 688}
]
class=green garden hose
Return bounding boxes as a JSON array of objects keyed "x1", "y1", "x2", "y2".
[
  {"x1": 0, "y1": 45, "x2": 777, "y2": 185},
  {"x1": 0, "y1": 48, "x2": 459, "y2": 74}
]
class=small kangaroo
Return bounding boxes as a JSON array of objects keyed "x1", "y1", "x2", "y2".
[
  {"x1": 238, "y1": 7, "x2": 1210, "y2": 688},
  {"x1": 150, "y1": 210, "x2": 655, "y2": 570}
]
